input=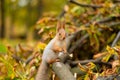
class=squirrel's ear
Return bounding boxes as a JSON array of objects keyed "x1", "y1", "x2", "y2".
[
  {"x1": 57, "y1": 21, "x2": 61, "y2": 32},
  {"x1": 61, "y1": 21, "x2": 65, "y2": 29}
]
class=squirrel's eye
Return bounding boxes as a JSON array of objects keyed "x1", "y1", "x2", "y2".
[{"x1": 59, "y1": 33, "x2": 61, "y2": 36}]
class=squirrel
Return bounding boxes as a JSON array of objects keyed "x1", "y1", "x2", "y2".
[{"x1": 35, "y1": 21, "x2": 67, "y2": 80}]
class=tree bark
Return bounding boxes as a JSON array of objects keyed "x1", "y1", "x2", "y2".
[
  {"x1": 0, "y1": 0, "x2": 5, "y2": 38},
  {"x1": 52, "y1": 62, "x2": 76, "y2": 80}
]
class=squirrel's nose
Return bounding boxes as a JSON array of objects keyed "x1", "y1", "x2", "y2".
[{"x1": 62, "y1": 36, "x2": 65, "y2": 40}]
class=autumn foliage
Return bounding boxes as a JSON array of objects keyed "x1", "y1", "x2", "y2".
[{"x1": 0, "y1": 0, "x2": 120, "y2": 80}]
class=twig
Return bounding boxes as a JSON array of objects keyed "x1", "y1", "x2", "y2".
[
  {"x1": 84, "y1": 15, "x2": 120, "y2": 27},
  {"x1": 25, "y1": 55, "x2": 34, "y2": 64},
  {"x1": 69, "y1": 34, "x2": 89, "y2": 53},
  {"x1": 111, "y1": 71, "x2": 120, "y2": 80},
  {"x1": 57, "y1": 1, "x2": 70, "y2": 19},
  {"x1": 69, "y1": 59, "x2": 100, "y2": 65},
  {"x1": 84, "y1": 13, "x2": 101, "y2": 27},
  {"x1": 68, "y1": 59, "x2": 112, "y2": 67},
  {"x1": 111, "y1": 31, "x2": 120, "y2": 47},
  {"x1": 57, "y1": 10, "x2": 66, "y2": 19},
  {"x1": 96, "y1": 16, "x2": 120, "y2": 24},
  {"x1": 111, "y1": 31, "x2": 120, "y2": 60},
  {"x1": 12, "y1": 54, "x2": 24, "y2": 62},
  {"x1": 108, "y1": 22, "x2": 120, "y2": 27},
  {"x1": 69, "y1": 0, "x2": 103, "y2": 8},
  {"x1": 85, "y1": 15, "x2": 120, "y2": 27}
]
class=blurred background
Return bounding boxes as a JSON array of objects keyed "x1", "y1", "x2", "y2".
[
  {"x1": 0, "y1": 0, "x2": 67, "y2": 79},
  {"x1": 0, "y1": 0, "x2": 66, "y2": 42}
]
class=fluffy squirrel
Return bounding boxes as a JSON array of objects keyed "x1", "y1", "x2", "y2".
[{"x1": 35, "y1": 21, "x2": 67, "y2": 80}]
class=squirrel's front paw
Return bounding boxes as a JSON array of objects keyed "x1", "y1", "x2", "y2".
[
  {"x1": 53, "y1": 47, "x2": 62, "y2": 53},
  {"x1": 58, "y1": 48, "x2": 63, "y2": 52},
  {"x1": 48, "y1": 58, "x2": 60, "y2": 64},
  {"x1": 55, "y1": 58, "x2": 60, "y2": 62},
  {"x1": 63, "y1": 49, "x2": 67, "y2": 54}
]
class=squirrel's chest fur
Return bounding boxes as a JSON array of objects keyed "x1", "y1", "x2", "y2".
[
  {"x1": 42, "y1": 37, "x2": 66, "y2": 61},
  {"x1": 46, "y1": 37, "x2": 65, "y2": 49},
  {"x1": 55, "y1": 39, "x2": 65, "y2": 47}
]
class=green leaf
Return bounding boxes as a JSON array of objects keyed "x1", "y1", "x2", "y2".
[
  {"x1": 107, "y1": 33, "x2": 116, "y2": 44},
  {"x1": 0, "y1": 43, "x2": 7, "y2": 54},
  {"x1": 71, "y1": 6, "x2": 85, "y2": 15},
  {"x1": 93, "y1": 33, "x2": 100, "y2": 51}
]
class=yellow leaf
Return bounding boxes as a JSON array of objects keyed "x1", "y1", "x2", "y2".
[
  {"x1": 106, "y1": 45, "x2": 115, "y2": 54},
  {"x1": 35, "y1": 42, "x2": 46, "y2": 51},
  {"x1": 11, "y1": 73, "x2": 15, "y2": 79},
  {"x1": 78, "y1": 63, "x2": 87, "y2": 72},
  {"x1": 93, "y1": 52, "x2": 106, "y2": 59},
  {"x1": 86, "y1": 62, "x2": 96, "y2": 70},
  {"x1": 84, "y1": 74, "x2": 90, "y2": 80},
  {"x1": 102, "y1": 54, "x2": 111, "y2": 62}
]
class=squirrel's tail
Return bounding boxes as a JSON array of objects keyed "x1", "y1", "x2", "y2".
[{"x1": 35, "y1": 61, "x2": 49, "y2": 80}]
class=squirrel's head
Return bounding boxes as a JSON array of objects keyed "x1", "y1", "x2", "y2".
[{"x1": 56, "y1": 21, "x2": 66, "y2": 41}]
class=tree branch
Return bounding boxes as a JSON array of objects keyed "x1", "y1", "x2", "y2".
[
  {"x1": 69, "y1": 0, "x2": 103, "y2": 8},
  {"x1": 68, "y1": 15, "x2": 120, "y2": 53},
  {"x1": 52, "y1": 62, "x2": 75, "y2": 80},
  {"x1": 113, "y1": 0, "x2": 120, "y2": 3},
  {"x1": 97, "y1": 75, "x2": 120, "y2": 80}
]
